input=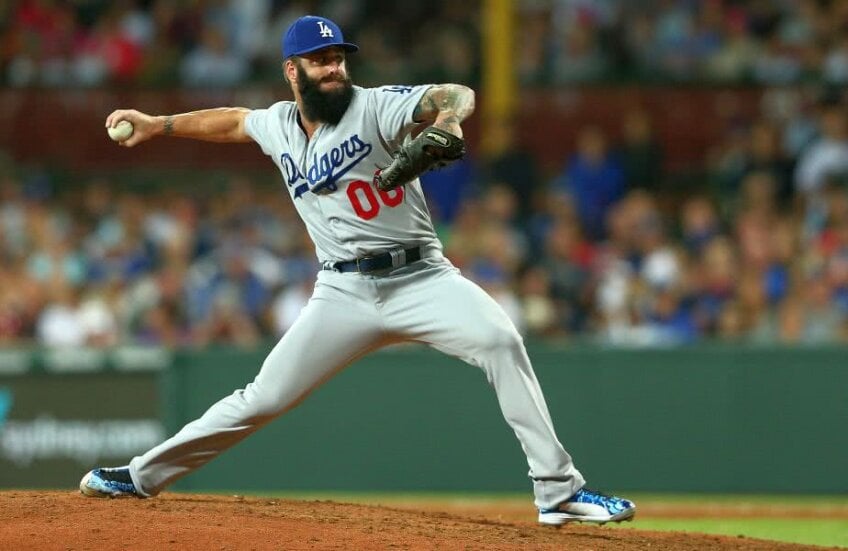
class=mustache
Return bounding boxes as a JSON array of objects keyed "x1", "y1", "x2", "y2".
[{"x1": 320, "y1": 75, "x2": 348, "y2": 84}]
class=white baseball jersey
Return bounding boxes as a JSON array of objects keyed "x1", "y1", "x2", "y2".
[{"x1": 244, "y1": 85, "x2": 441, "y2": 263}]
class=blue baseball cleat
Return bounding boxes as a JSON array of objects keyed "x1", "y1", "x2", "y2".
[
  {"x1": 79, "y1": 467, "x2": 142, "y2": 498},
  {"x1": 538, "y1": 487, "x2": 636, "y2": 526}
]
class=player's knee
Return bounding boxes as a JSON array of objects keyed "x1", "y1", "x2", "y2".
[
  {"x1": 239, "y1": 385, "x2": 287, "y2": 420},
  {"x1": 249, "y1": 397, "x2": 282, "y2": 420},
  {"x1": 476, "y1": 323, "x2": 524, "y2": 353},
  {"x1": 242, "y1": 381, "x2": 314, "y2": 422}
]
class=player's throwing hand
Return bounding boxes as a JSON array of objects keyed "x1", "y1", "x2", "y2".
[{"x1": 105, "y1": 109, "x2": 161, "y2": 148}]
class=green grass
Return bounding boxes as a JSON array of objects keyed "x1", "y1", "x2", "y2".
[
  {"x1": 612, "y1": 518, "x2": 847, "y2": 548},
  {"x1": 619, "y1": 493, "x2": 848, "y2": 548},
  {"x1": 625, "y1": 492, "x2": 848, "y2": 506},
  {"x1": 207, "y1": 491, "x2": 848, "y2": 548},
  {"x1": 622, "y1": 494, "x2": 848, "y2": 548}
]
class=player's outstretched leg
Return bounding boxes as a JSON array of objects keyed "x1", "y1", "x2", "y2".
[{"x1": 79, "y1": 271, "x2": 387, "y2": 498}]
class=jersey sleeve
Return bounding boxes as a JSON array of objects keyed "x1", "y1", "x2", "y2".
[
  {"x1": 245, "y1": 102, "x2": 287, "y2": 157},
  {"x1": 369, "y1": 84, "x2": 432, "y2": 151}
]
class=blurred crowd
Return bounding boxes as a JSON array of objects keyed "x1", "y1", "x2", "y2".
[
  {"x1": 518, "y1": 0, "x2": 848, "y2": 85},
  {"x1": 6, "y1": 0, "x2": 848, "y2": 88},
  {"x1": 0, "y1": 167, "x2": 320, "y2": 348},
  {"x1": 434, "y1": 85, "x2": 848, "y2": 347},
  {"x1": 3, "y1": 84, "x2": 848, "y2": 348},
  {"x1": 0, "y1": 0, "x2": 478, "y2": 88},
  {"x1": 4, "y1": 0, "x2": 848, "y2": 348}
]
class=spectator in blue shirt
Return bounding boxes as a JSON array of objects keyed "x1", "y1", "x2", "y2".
[{"x1": 557, "y1": 125, "x2": 626, "y2": 241}]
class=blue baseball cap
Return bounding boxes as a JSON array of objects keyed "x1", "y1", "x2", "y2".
[{"x1": 282, "y1": 15, "x2": 359, "y2": 58}]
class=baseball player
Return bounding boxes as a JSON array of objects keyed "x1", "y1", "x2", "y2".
[{"x1": 80, "y1": 15, "x2": 635, "y2": 526}]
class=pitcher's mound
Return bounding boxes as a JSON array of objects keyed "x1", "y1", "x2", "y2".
[{"x1": 0, "y1": 491, "x2": 815, "y2": 550}]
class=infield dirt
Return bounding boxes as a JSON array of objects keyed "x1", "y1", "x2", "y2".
[{"x1": 0, "y1": 491, "x2": 839, "y2": 550}]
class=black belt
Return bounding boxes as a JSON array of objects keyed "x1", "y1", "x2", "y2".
[{"x1": 324, "y1": 246, "x2": 422, "y2": 273}]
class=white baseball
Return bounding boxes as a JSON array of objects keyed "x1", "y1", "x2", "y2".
[{"x1": 108, "y1": 120, "x2": 134, "y2": 142}]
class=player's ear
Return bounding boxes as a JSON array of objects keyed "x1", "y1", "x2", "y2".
[{"x1": 283, "y1": 58, "x2": 297, "y2": 85}]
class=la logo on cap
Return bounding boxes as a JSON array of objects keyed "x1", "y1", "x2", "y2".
[
  {"x1": 317, "y1": 21, "x2": 334, "y2": 38},
  {"x1": 281, "y1": 15, "x2": 358, "y2": 58}
]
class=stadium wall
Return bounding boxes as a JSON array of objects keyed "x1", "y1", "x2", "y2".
[
  {"x1": 0, "y1": 344, "x2": 843, "y2": 492},
  {"x1": 163, "y1": 344, "x2": 846, "y2": 494},
  {"x1": 0, "y1": 347, "x2": 168, "y2": 488}
]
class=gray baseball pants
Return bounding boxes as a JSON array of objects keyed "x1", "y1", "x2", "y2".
[{"x1": 129, "y1": 257, "x2": 584, "y2": 509}]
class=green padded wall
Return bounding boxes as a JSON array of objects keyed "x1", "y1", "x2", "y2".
[{"x1": 163, "y1": 345, "x2": 847, "y2": 494}]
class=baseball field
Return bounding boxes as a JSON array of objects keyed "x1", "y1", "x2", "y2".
[{"x1": 1, "y1": 491, "x2": 844, "y2": 550}]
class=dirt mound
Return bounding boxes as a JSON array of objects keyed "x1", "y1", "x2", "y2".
[{"x1": 0, "y1": 491, "x2": 825, "y2": 550}]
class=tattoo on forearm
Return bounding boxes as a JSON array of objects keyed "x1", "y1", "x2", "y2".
[
  {"x1": 414, "y1": 85, "x2": 474, "y2": 123},
  {"x1": 164, "y1": 116, "x2": 174, "y2": 135},
  {"x1": 438, "y1": 86, "x2": 474, "y2": 119}
]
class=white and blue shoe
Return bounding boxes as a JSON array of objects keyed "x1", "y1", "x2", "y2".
[
  {"x1": 538, "y1": 487, "x2": 635, "y2": 526},
  {"x1": 79, "y1": 467, "x2": 142, "y2": 498}
]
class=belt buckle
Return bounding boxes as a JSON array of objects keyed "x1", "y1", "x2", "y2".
[
  {"x1": 388, "y1": 248, "x2": 407, "y2": 268},
  {"x1": 356, "y1": 255, "x2": 376, "y2": 272}
]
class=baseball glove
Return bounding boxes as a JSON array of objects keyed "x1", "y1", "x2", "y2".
[{"x1": 373, "y1": 126, "x2": 465, "y2": 192}]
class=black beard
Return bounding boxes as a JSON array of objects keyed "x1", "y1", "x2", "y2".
[{"x1": 297, "y1": 64, "x2": 354, "y2": 125}]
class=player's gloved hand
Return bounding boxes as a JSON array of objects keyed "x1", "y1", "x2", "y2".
[{"x1": 373, "y1": 126, "x2": 465, "y2": 192}]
